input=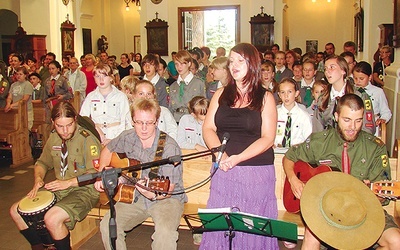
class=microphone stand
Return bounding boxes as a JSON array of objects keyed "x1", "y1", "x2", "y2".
[{"x1": 77, "y1": 146, "x2": 221, "y2": 250}]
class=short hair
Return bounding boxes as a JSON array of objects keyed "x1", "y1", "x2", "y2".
[
  {"x1": 189, "y1": 49, "x2": 201, "y2": 60},
  {"x1": 49, "y1": 60, "x2": 62, "y2": 71},
  {"x1": 141, "y1": 53, "x2": 159, "y2": 68},
  {"x1": 201, "y1": 46, "x2": 211, "y2": 57},
  {"x1": 26, "y1": 56, "x2": 37, "y2": 64},
  {"x1": 191, "y1": 58, "x2": 199, "y2": 70},
  {"x1": 353, "y1": 61, "x2": 372, "y2": 76},
  {"x1": 131, "y1": 98, "x2": 161, "y2": 120},
  {"x1": 159, "y1": 58, "x2": 167, "y2": 70},
  {"x1": 325, "y1": 42, "x2": 335, "y2": 48},
  {"x1": 210, "y1": 56, "x2": 228, "y2": 70},
  {"x1": 188, "y1": 96, "x2": 210, "y2": 115},
  {"x1": 62, "y1": 56, "x2": 70, "y2": 62},
  {"x1": 46, "y1": 52, "x2": 56, "y2": 60},
  {"x1": 336, "y1": 94, "x2": 364, "y2": 114},
  {"x1": 344, "y1": 41, "x2": 356, "y2": 49},
  {"x1": 302, "y1": 59, "x2": 317, "y2": 70},
  {"x1": 51, "y1": 101, "x2": 77, "y2": 121},
  {"x1": 15, "y1": 66, "x2": 29, "y2": 75},
  {"x1": 28, "y1": 72, "x2": 41, "y2": 81},
  {"x1": 94, "y1": 63, "x2": 113, "y2": 76},
  {"x1": 133, "y1": 80, "x2": 156, "y2": 96},
  {"x1": 263, "y1": 51, "x2": 275, "y2": 61},
  {"x1": 272, "y1": 44, "x2": 280, "y2": 50},
  {"x1": 381, "y1": 45, "x2": 392, "y2": 54},
  {"x1": 175, "y1": 50, "x2": 192, "y2": 64},
  {"x1": 340, "y1": 51, "x2": 355, "y2": 62}
]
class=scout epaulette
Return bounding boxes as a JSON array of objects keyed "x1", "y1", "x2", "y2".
[{"x1": 80, "y1": 129, "x2": 90, "y2": 138}]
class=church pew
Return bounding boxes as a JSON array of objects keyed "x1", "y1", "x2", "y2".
[{"x1": 0, "y1": 100, "x2": 33, "y2": 167}]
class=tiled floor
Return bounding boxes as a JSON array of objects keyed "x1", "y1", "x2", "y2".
[{"x1": 0, "y1": 161, "x2": 297, "y2": 249}]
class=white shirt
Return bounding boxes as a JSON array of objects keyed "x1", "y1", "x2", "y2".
[
  {"x1": 330, "y1": 84, "x2": 346, "y2": 100},
  {"x1": 177, "y1": 72, "x2": 194, "y2": 85},
  {"x1": 364, "y1": 82, "x2": 392, "y2": 122},
  {"x1": 275, "y1": 102, "x2": 312, "y2": 147},
  {"x1": 80, "y1": 85, "x2": 133, "y2": 140},
  {"x1": 143, "y1": 73, "x2": 160, "y2": 86},
  {"x1": 300, "y1": 78, "x2": 315, "y2": 88},
  {"x1": 177, "y1": 114, "x2": 206, "y2": 149},
  {"x1": 158, "y1": 106, "x2": 178, "y2": 140}
]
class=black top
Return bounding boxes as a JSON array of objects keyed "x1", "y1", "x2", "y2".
[
  {"x1": 117, "y1": 64, "x2": 133, "y2": 81},
  {"x1": 215, "y1": 103, "x2": 274, "y2": 165}
]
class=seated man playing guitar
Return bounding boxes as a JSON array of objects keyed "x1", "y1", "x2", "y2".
[
  {"x1": 94, "y1": 98, "x2": 187, "y2": 250},
  {"x1": 283, "y1": 94, "x2": 400, "y2": 249}
]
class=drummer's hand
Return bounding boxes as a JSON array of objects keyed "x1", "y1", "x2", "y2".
[
  {"x1": 27, "y1": 178, "x2": 45, "y2": 198},
  {"x1": 44, "y1": 179, "x2": 71, "y2": 191},
  {"x1": 94, "y1": 180, "x2": 104, "y2": 192}
]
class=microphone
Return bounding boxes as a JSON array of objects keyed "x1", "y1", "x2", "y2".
[{"x1": 215, "y1": 132, "x2": 230, "y2": 167}]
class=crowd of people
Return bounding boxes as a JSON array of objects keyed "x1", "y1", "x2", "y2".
[{"x1": 2, "y1": 39, "x2": 400, "y2": 250}]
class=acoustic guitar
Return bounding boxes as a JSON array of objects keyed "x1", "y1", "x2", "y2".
[
  {"x1": 105, "y1": 152, "x2": 170, "y2": 204},
  {"x1": 283, "y1": 161, "x2": 332, "y2": 213},
  {"x1": 370, "y1": 180, "x2": 400, "y2": 200}
]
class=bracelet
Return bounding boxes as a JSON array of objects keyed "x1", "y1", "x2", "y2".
[{"x1": 151, "y1": 193, "x2": 157, "y2": 201}]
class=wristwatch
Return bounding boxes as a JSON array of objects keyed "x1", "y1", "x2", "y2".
[{"x1": 151, "y1": 193, "x2": 157, "y2": 201}]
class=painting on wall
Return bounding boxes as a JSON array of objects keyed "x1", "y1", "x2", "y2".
[
  {"x1": 134, "y1": 35, "x2": 141, "y2": 54},
  {"x1": 82, "y1": 28, "x2": 92, "y2": 55},
  {"x1": 306, "y1": 40, "x2": 318, "y2": 53}
]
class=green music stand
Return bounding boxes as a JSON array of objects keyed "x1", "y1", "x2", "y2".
[{"x1": 184, "y1": 208, "x2": 298, "y2": 250}]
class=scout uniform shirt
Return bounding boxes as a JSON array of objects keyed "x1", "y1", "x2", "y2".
[
  {"x1": 285, "y1": 128, "x2": 390, "y2": 183},
  {"x1": 36, "y1": 125, "x2": 102, "y2": 180},
  {"x1": 80, "y1": 85, "x2": 133, "y2": 140}
]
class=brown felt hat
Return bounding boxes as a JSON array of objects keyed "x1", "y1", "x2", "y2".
[{"x1": 300, "y1": 172, "x2": 385, "y2": 250}]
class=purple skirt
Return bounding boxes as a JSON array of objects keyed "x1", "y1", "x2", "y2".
[{"x1": 199, "y1": 164, "x2": 279, "y2": 250}]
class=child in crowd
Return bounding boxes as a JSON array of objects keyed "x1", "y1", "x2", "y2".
[
  {"x1": 177, "y1": 96, "x2": 209, "y2": 151},
  {"x1": 29, "y1": 72, "x2": 46, "y2": 104},
  {"x1": 260, "y1": 60, "x2": 279, "y2": 104},
  {"x1": 206, "y1": 56, "x2": 229, "y2": 100},
  {"x1": 275, "y1": 78, "x2": 312, "y2": 148},
  {"x1": 44, "y1": 60, "x2": 73, "y2": 109},
  {"x1": 158, "y1": 58, "x2": 170, "y2": 81},
  {"x1": 133, "y1": 80, "x2": 177, "y2": 140},
  {"x1": 274, "y1": 51, "x2": 294, "y2": 83},
  {"x1": 307, "y1": 79, "x2": 329, "y2": 116},
  {"x1": 120, "y1": 75, "x2": 140, "y2": 105},
  {"x1": 292, "y1": 63, "x2": 303, "y2": 83},
  {"x1": 80, "y1": 63, "x2": 132, "y2": 145},
  {"x1": 299, "y1": 59, "x2": 317, "y2": 108},
  {"x1": 169, "y1": 50, "x2": 205, "y2": 122},
  {"x1": 141, "y1": 54, "x2": 169, "y2": 108},
  {"x1": 4, "y1": 66, "x2": 34, "y2": 130},
  {"x1": 353, "y1": 61, "x2": 392, "y2": 136}
]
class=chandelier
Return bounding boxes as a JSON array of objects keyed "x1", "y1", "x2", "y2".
[{"x1": 124, "y1": 0, "x2": 140, "y2": 11}]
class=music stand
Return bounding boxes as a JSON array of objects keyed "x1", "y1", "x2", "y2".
[{"x1": 184, "y1": 208, "x2": 297, "y2": 250}]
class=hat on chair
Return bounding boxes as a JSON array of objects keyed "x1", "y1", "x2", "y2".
[{"x1": 300, "y1": 172, "x2": 385, "y2": 250}]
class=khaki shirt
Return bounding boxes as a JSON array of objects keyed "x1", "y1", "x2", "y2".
[
  {"x1": 36, "y1": 125, "x2": 101, "y2": 180},
  {"x1": 285, "y1": 128, "x2": 390, "y2": 182}
]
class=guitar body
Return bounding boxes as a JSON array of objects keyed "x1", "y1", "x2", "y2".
[
  {"x1": 106, "y1": 152, "x2": 170, "y2": 204},
  {"x1": 283, "y1": 161, "x2": 332, "y2": 213}
]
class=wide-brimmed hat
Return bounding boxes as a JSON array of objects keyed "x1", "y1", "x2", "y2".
[{"x1": 300, "y1": 172, "x2": 385, "y2": 249}]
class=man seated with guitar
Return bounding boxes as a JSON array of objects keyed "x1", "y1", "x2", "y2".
[
  {"x1": 9, "y1": 101, "x2": 101, "y2": 250},
  {"x1": 94, "y1": 98, "x2": 187, "y2": 250},
  {"x1": 283, "y1": 94, "x2": 400, "y2": 249}
]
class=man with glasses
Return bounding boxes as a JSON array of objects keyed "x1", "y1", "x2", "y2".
[
  {"x1": 95, "y1": 98, "x2": 187, "y2": 250},
  {"x1": 373, "y1": 45, "x2": 392, "y2": 87}
]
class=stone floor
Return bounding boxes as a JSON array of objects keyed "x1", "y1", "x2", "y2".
[{"x1": 0, "y1": 160, "x2": 298, "y2": 249}]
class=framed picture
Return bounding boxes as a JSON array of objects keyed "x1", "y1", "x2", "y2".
[
  {"x1": 249, "y1": 13, "x2": 275, "y2": 52},
  {"x1": 60, "y1": 20, "x2": 76, "y2": 57},
  {"x1": 82, "y1": 28, "x2": 92, "y2": 55},
  {"x1": 354, "y1": 9, "x2": 364, "y2": 52},
  {"x1": 306, "y1": 40, "x2": 318, "y2": 53},
  {"x1": 145, "y1": 19, "x2": 169, "y2": 56},
  {"x1": 134, "y1": 35, "x2": 141, "y2": 54}
]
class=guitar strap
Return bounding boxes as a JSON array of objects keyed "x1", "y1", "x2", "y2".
[{"x1": 148, "y1": 131, "x2": 167, "y2": 179}]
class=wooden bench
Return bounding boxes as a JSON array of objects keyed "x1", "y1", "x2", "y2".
[
  {"x1": 32, "y1": 102, "x2": 49, "y2": 146},
  {"x1": 0, "y1": 100, "x2": 33, "y2": 168},
  {"x1": 73, "y1": 148, "x2": 400, "y2": 247}
]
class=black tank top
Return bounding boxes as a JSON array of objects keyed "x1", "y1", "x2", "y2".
[{"x1": 215, "y1": 103, "x2": 274, "y2": 166}]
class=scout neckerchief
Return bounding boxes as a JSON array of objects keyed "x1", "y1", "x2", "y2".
[{"x1": 148, "y1": 131, "x2": 167, "y2": 179}]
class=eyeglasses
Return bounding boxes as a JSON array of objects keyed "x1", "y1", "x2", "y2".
[{"x1": 133, "y1": 120, "x2": 157, "y2": 127}]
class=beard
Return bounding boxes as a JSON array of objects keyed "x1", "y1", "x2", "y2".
[{"x1": 337, "y1": 126, "x2": 361, "y2": 142}]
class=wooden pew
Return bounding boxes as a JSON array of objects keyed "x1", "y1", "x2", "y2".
[
  {"x1": 70, "y1": 91, "x2": 81, "y2": 113},
  {"x1": 0, "y1": 101, "x2": 33, "y2": 167},
  {"x1": 32, "y1": 102, "x2": 49, "y2": 146}
]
